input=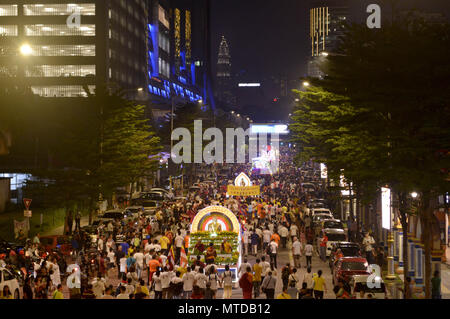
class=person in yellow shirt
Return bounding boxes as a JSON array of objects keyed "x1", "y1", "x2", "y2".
[
  {"x1": 52, "y1": 284, "x2": 64, "y2": 299},
  {"x1": 135, "y1": 280, "x2": 149, "y2": 297},
  {"x1": 253, "y1": 259, "x2": 263, "y2": 298},
  {"x1": 312, "y1": 270, "x2": 327, "y2": 299},
  {"x1": 160, "y1": 235, "x2": 170, "y2": 255},
  {"x1": 276, "y1": 287, "x2": 292, "y2": 299}
]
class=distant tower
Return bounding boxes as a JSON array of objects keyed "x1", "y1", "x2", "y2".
[{"x1": 216, "y1": 36, "x2": 236, "y2": 107}]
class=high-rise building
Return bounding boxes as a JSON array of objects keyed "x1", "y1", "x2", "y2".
[
  {"x1": 215, "y1": 35, "x2": 235, "y2": 108},
  {"x1": 307, "y1": 2, "x2": 349, "y2": 78},
  {"x1": 0, "y1": 1, "x2": 148, "y2": 98}
]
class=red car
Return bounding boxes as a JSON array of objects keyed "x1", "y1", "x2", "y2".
[
  {"x1": 39, "y1": 235, "x2": 73, "y2": 256},
  {"x1": 332, "y1": 257, "x2": 370, "y2": 285}
]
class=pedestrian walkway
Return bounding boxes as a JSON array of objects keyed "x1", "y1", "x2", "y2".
[{"x1": 42, "y1": 216, "x2": 90, "y2": 236}]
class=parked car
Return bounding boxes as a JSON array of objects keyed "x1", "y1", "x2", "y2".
[
  {"x1": 329, "y1": 242, "x2": 362, "y2": 270},
  {"x1": 323, "y1": 219, "x2": 344, "y2": 231},
  {"x1": 301, "y1": 183, "x2": 316, "y2": 192},
  {"x1": 98, "y1": 210, "x2": 127, "y2": 222},
  {"x1": 39, "y1": 235, "x2": 73, "y2": 256},
  {"x1": 0, "y1": 267, "x2": 21, "y2": 299},
  {"x1": 312, "y1": 213, "x2": 333, "y2": 227},
  {"x1": 311, "y1": 208, "x2": 333, "y2": 217},
  {"x1": 322, "y1": 228, "x2": 347, "y2": 257},
  {"x1": 140, "y1": 191, "x2": 166, "y2": 201},
  {"x1": 351, "y1": 275, "x2": 387, "y2": 299},
  {"x1": 333, "y1": 257, "x2": 370, "y2": 285},
  {"x1": 125, "y1": 206, "x2": 144, "y2": 219}
]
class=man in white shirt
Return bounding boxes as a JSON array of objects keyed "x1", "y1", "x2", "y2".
[
  {"x1": 260, "y1": 256, "x2": 271, "y2": 283},
  {"x1": 116, "y1": 286, "x2": 129, "y2": 299},
  {"x1": 194, "y1": 268, "x2": 207, "y2": 292},
  {"x1": 133, "y1": 249, "x2": 145, "y2": 279},
  {"x1": 292, "y1": 237, "x2": 302, "y2": 268},
  {"x1": 239, "y1": 258, "x2": 252, "y2": 277},
  {"x1": 269, "y1": 240, "x2": 278, "y2": 269},
  {"x1": 97, "y1": 236, "x2": 104, "y2": 252},
  {"x1": 160, "y1": 268, "x2": 172, "y2": 299},
  {"x1": 262, "y1": 228, "x2": 272, "y2": 252},
  {"x1": 304, "y1": 242, "x2": 313, "y2": 269},
  {"x1": 182, "y1": 266, "x2": 196, "y2": 299},
  {"x1": 279, "y1": 225, "x2": 289, "y2": 248},
  {"x1": 243, "y1": 229, "x2": 250, "y2": 256},
  {"x1": 290, "y1": 224, "x2": 298, "y2": 241},
  {"x1": 301, "y1": 267, "x2": 314, "y2": 292},
  {"x1": 174, "y1": 231, "x2": 184, "y2": 265}
]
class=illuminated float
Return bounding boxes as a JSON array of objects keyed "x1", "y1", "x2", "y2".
[
  {"x1": 189, "y1": 205, "x2": 241, "y2": 283},
  {"x1": 226, "y1": 172, "x2": 260, "y2": 197}
]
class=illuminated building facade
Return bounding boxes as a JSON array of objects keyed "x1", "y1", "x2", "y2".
[
  {"x1": 147, "y1": 0, "x2": 206, "y2": 117},
  {"x1": 0, "y1": 0, "x2": 148, "y2": 98},
  {"x1": 307, "y1": 2, "x2": 349, "y2": 78},
  {"x1": 215, "y1": 35, "x2": 236, "y2": 108}
]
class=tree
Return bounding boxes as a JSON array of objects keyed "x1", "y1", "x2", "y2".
[{"x1": 290, "y1": 16, "x2": 450, "y2": 298}]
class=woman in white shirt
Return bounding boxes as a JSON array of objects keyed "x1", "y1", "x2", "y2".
[
  {"x1": 221, "y1": 265, "x2": 233, "y2": 299},
  {"x1": 206, "y1": 267, "x2": 220, "y2": 298},
  {"x1": 152, "y1": 270, "x2": 163, "y2": 299}
]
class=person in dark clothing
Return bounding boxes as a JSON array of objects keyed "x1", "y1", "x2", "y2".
[
  {"x1": 23, "y1": 277, "x2": 33, "y2": 299},
  {"x1": 67, "y1": 211, "x2": 74, "y2": 235},
  {"x1": 75, "y1": 212, "x2": 82, "y2": 232}
]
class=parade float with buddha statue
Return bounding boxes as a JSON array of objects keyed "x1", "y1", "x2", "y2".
[{"x1": 188, "y1": 205, "x2": 242, "y2": 282}]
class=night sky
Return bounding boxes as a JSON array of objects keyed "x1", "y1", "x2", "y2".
[{"x1": 210, "y1": 0, "x2": 450, "y2": 121}]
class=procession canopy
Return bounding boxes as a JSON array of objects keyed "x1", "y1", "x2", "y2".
[
  {"x1": 191, "y1": 205, "x2": 240, "y2": 233},
  {"x1": 227, "y1": 172, "x2": 260, "y2": 196}
]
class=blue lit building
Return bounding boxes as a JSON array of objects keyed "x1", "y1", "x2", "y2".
[{"x1": 147, "y1": 0, "x2": 207, "y2": 124}]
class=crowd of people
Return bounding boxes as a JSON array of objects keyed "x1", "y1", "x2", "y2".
[{"x1": 1, "y1": 146, "x2": 411, "y2": 300}]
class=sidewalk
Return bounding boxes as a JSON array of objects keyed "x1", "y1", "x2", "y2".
[{"x1": 41, "y1": 216, "x2": 90, "y2": 236}]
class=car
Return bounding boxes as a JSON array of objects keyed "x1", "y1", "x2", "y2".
[
  {"x1": 333, "y1": 257, "x2": 370, "y2": 285},
  {"x1": 140, "y1": 191, "x2": 167, "y2": 201},
  {"x1": 311, "y1": 208, "x2": 333, "y2": 217},
  {"x1": 323, "y1": 228, "x2": 347, "y2": 257},
  {"x1": 329, "y1": 242, "x2": 362, "y2": 270},
  {"x1": 39, "y1": 235, "x2": 73, "y2": 256},
  {"x1": 189, "y1": 186, "x2": 201, "y2": 193},
  {"x1": 99, "y1": 210, "x2": 127, "y2": 222},
  {"x1": 81, "y1": 220, "x2": 104, "y2": 235},
  {"x1": 312, "y1": 213, "x2": 333, "y2": 227},
  {"x1": 125, "y1": 206, "x2": 144, "y2": 219},
  {"x1": 323, "y1": 219, "x2": 344, "y2": 231},
  {"x1": 0, "y1": 267, "x2": 21, "y2": 299},
  {"x1": 351, "y1": 275, "x2": 388, "y2": 299}
]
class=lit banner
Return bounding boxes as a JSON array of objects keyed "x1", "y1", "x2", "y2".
[
  {"x1": 381, "y1": 187, "x2": 391, "y2": 230},
  {"x1": 227, "y1": 185, "x2": 260, "y2": 196}
]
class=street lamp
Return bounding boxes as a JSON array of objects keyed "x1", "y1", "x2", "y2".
[
  {"x1": 20, "y1": 44, "x2": 32, "y2": 56},
  {"x1": 411, "y1": 192, "x2": 418, "y2": 199},
  {"x1": 320, "y1": 51, "x2": 329, "y2": 57},
  {"x1": 302, "y1": 81, "x2": 310, "y2": 88},
  {"x1": 231, "y1": 111, "x2": 235, "y2": 114},
  {"x1": 137, "y1": 87, "x2": 143, "y2": 92}
]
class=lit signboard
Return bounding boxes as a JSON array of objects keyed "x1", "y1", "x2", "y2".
[
  {"x1": 250, "y1": 124, "x2": 289, "y2": 135},
  {"x1": 320, "y1": 163, "x2": 327, "y2": 179},
  {"x1": 381, "y1": 187, "x2": 391, "y2": 230}
]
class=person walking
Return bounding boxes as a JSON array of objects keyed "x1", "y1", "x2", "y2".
[
  {"x1": 292, "y1": 237, "x2": 302, "y2": 268},
  {"x1": 268, "y1": 239, "x2": 278, "y2": 269},
  {"x1": 253, "y1": 259, "x2": 263, "y2": 298},
  {"x1": 75, "y1": 211, "x2": 82, "y2": 232},
  {"x1": 319, "y1": 232, "x2": 328, "y2": 262},
  {"x1": 312, "y1": 270, "x2": 327, "y2": 299},
  {"x1": 221, "y1": 265, "x2": 233, "y2": 299},
  {"x1": 239, "y1": 266, "x2": 253, "y2": 299},
  {"x1": 432, "y1": 271, "x2": 441, "y2": 299},
  {"x1": 362, "y1": 232, "x2": 375, "y2": 264},
  {"x1": 304, "y1": 242, "x2": 313, "y2": 268},
  {"x1": 261, "y1": 271, "x2": 276, "y2": 299}
]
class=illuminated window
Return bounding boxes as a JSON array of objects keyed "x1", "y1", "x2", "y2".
[
  {"x1": 31, "y1": 85, "x2": 96, "y2": 97},
  {"x1": 25, "y1": 24, "x2": 95, "y2": 36},
  {"x1": 25, "y1": 65, "x2": 95, "y2": 77},
  {"x1": 0, "y1": 5, "x2": 18, "y2": 16},
  {"x1": 23, "y1": 4, "x2": 95, "y2": 16},
  {"x1": 0, "y1": 25, "x2": 18, "y2": 36},
  {"x1": 175, "y1": 8, "x2": 181, "y2": 58},
  {"x1": 25, "y1": 45, "x2": 95, "y2": 56},
  {"x1": 158, "y1": 5, "x2": 170, "y2": 29}
]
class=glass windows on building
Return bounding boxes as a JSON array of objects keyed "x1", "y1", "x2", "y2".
[
  {"x1": 25, "y1": 65, "x2": 95, "y2": 77},
  {"x1": 23, "y1": 4, "x2": 95, "y2": 16},
  {"x1": 25, "y1": 24, "x2": 95, "y2": 36},
  {"x1": 0, "y1": 5, "x2": 18, "y2": 16},
  {"x1": 158, "y1": 58, "x2": 170, "y2": 78},
  {"x1": 158, "y1": 33, "x2": 170, "y2": 53},
  {"x1": 26, "y1": 45, "x2": 95, "y2": 56},
  {"x1": 0, "y1": 25, "x2": 18, "y2": 36},
  {"x1": 30, "y1": 85, "x2": 96, "y2": 97}
]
